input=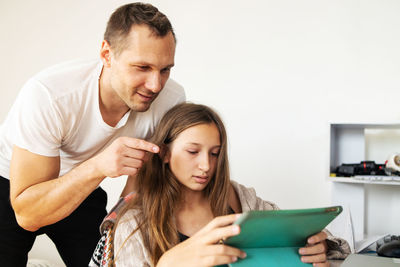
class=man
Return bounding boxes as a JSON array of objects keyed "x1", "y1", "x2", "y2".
[{"x1": 0, "y1": 3, "x2": 185, "y2": 266}]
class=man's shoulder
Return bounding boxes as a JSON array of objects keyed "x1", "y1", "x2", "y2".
[
  {"x1": 35, "y1": 58, "x2": 100, "y2": 78},
  {"x1": 28, "y1": 59, "x2": 102, "y2": 98},
  {"x1": 144, "y1": 78, "x2": 185, "y2": 117},
  {"x1": 160, "y1": 78, "x2": 185, "y2": 100}
]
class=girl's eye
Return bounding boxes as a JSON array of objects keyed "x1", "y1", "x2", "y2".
[
  {"x1": 211, "y1": 152, "x2": 220, "y2": 157},
  {"x1": 187, "y1": 150, "x2": 198, "y2": 155}
]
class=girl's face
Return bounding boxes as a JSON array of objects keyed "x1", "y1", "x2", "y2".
[{"x1": 166, "y1": 123, "x2": 221, "y2": 192}]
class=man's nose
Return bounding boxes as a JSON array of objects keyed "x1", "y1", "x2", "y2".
[{"x1": 145, "y1": 72, "x2": 162, "y2": 93}]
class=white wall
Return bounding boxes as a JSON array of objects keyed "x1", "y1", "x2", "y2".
[{"x1": 1, "y1": 0, "x2": 400, "y2": 265}]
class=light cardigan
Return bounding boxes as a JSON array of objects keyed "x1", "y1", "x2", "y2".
[{"x1": 113, "y1": 181, "x2": 350, "y2": 266}]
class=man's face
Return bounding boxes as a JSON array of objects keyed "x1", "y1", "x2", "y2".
[{"x1": 107, "y1": 25, "x2": 176, "y2": 112}]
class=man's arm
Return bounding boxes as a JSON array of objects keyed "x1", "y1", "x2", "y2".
[
  {"x1": 9, "y1": 146, "x2": 105, "y2": 231},
  {"x1": 9, "y1": 137, "x2": 159, "y2": 231}
]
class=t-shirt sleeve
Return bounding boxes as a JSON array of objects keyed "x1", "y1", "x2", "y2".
[{"x1": 11, "y1": 78, "x2": 63, "y2": 157}]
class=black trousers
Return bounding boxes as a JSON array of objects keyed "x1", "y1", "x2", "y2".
[{"x1": 0, "y1": 176, "x2": 107, "y2": 267}]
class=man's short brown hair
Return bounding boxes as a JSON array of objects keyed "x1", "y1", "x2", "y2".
[{"x1": 104, "y1": 2, "x2": 175, "y2": 55}]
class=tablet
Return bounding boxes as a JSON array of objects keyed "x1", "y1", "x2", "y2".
[{"x1": 224, "y1": 206, "x2": 342, "y2": 267}]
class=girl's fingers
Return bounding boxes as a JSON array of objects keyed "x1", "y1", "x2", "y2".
[
  {"x1": 312, "y1": 262, "x2": 330, "y2": 267},
  {"x1": 205, "y1": 214, "x2": 242, "y2": 231},
  {"x1": 203, "y1": 244, "x2": 247, "y2": 259},
  {"x1": 307, "y1": 231, "x2": 328, "y2": 245},
  {"x1": 300, "y1": 253, "x2": 327, "y2": 264},
  {"x1": 195, "y1": 214, "x2": 241, "y2": 240},
  {"x1": 202, "y1": 224, "x2": 241, "y2": 244},
  {"x1": 201, "y1": 255, "x2": 239, "y2": 267},
  {"x1": 299, "y1": 242, "x2": 326, "y2": 255}
]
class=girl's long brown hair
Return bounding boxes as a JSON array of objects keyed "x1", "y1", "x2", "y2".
[{"x1": 116, "y1": 103, "x2": 231, "y2": 265}]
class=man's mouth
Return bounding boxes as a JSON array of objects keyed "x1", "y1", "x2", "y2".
[{"x1": 137, "y1": 92, "x2": 154, "y2": 102}]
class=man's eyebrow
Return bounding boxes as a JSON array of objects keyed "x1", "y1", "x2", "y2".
[
  {"x1": 132, "y1": 62, "x2": 175, "y2": 69},
  {"x1": 161, "y1": 63, "x2": 175, "y2": 69}
]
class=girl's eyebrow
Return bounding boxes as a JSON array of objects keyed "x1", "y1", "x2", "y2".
[
  {"x1": 185, "y1": 143, "x2": 221, "y2": 148},
  {"x1": 186, "y1": 142, "x2": 200, "y2": 146}
]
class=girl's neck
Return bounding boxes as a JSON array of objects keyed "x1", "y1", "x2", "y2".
[
  {"x1": 179, "y1": 187, "x2": 208, "y2": 210},
  {"x1": 176, "y1": 188, "x2": 213, "y2": 237}
]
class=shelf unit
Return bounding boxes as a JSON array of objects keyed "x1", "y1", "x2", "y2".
[
  {"x1": 328, "y1": 123, "x2": 400, "y2": 242},
  {"x1": 330, "y1": 177, "x2": 400, "y2": 186}
]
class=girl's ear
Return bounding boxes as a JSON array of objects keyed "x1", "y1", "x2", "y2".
[{"x1": 160, "y1": 145, "x2": 170, "y2": 163}]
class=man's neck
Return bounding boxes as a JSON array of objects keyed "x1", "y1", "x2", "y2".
[{"x1": 98, "y1": 68, "x2": 130, "y2": 127}]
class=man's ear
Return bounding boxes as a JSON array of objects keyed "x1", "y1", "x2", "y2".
[{"x1": 100, "y1": 40, "x2": 112, "y2": 67}]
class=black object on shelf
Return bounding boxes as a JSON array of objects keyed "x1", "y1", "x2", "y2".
[
  {"x1": 376, "y1": 235, "x2": 400, "y2": 258},
  {"x1": 335, "y1": 161, "x2": 386, "y2": 177}
]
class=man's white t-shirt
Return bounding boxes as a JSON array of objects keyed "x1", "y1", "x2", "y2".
[{"x1": 0, "y1": 59, "x2": 185, "y2": 178}]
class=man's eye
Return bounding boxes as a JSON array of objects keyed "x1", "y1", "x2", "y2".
[
  {"x1": 136, "y1": 66, "x2": 150, "y2": 71},
  {"x1": 161, "y1": 68, "x2": 171, "y2": 74}
]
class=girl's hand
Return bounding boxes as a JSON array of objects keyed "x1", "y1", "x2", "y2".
[
  {"x1": 299, "y1": 231, "x2": 329, "y2": 267},
  {"x1": 157, "y1": 214, "x2": 247, "y2": 267}
]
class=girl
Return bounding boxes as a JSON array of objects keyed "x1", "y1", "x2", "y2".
[{"x1": 95, "y1": 103, "x2": 349, "y2": 267}]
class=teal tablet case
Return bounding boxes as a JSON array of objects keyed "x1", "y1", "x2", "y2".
[{"x1": 224, "y1": 206, "x2": 342, "y2": 267}]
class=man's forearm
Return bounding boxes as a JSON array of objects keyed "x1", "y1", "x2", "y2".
[{"x1": 12, "y1": 158, "x2": 105, "y2": 231}]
